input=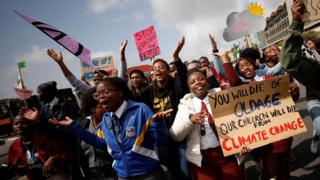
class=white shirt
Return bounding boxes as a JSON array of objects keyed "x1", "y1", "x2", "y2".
[
  {"x1": 113, "y1": 100, "x2": 127, "y2": 118},
  {"x1": 192, "y1": 95, "x2": 220, "y2": 150},
  {"x1": 45, "y1": 97, "x2": 59, "y2": 110}
]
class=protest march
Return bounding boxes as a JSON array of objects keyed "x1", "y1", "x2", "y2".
[{"x1": 1, "y1": 0, "x2": 320, "y2": 180}]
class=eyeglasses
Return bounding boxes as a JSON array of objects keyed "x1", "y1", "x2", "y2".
[{"x1": 93, "y1": 89, "x2": 119, "y2": 100}]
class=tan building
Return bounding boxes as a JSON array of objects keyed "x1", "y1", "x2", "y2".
[
  {"x1": 259, "y1": 1, "x2": 320, "y2": 49},
  {"x1": 262, "y1": 2, "x2": 290, "y2": 49}
]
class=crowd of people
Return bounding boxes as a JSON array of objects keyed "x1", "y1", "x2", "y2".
[{"x1": 6, "y1": 0, "x2": 320, "y2": 179}]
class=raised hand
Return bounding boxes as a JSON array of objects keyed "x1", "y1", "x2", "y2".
[
  {"x1": 177, "y1": 36, "x2": 185, "y2": 48},
  {"x1": 20, "y1": 107, "x2": 40, "y2": 123},
  {"x1": 120, "y1": 39, "x2": 128, "y2": 55},
  {"x1": 289, "y1": 82, "x2": 300, "y2": 101},
  {"x1": 50, "y1": 116, "x2": 73, "y2": 127},
  {"x1": 209, "y1": 33, "x2": 218, "y2": 53},
  {"x1": 212, "y1": 51, "x2": 230, "y2": 64},
  {"x1": 291, "y1": 0, "x2": 306, "y2": 22},
  {"x1": 47, "y1": 48, "x2": 63, "y2": 64},
  {"x1": 152, "y1": 109, "x2": 174, "y2": 120},
  {"x1": 189, "y1": 112, "x2": 206, "y2": 125},
  {"x1": 173, "y1": 36, "x2": 185, "y2": 61}
]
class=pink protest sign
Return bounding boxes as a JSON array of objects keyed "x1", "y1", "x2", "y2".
[{"x1": 134, "y1": 25, "x2": 160, "y2": 61}]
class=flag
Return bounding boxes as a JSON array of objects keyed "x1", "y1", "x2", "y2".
[
  {"x1": 15, "y1": 10, "x2": 92, "y2": 66},
  {"x1": 15, "y1": 73, "x2": 23, "y2": 89},
  {"x1": 18, "y1": 61, "x2": 26, "y2": 69},
  {"x1": 13, "y1": 71, "x2": 33, "y2": 99},
  {"x1": 14, "y1": 87, "x2": 33, "y2": 99}
]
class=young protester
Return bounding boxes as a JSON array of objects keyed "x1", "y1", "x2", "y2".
[
  {"x1": 187, "y1": 60, "x2": 201, "y2": 70},
  {"x1": 187, "y1": 60, "x2": 220, "y2": 90},
  {"x1": 302, "y1": 38, "x2": 320, "y2": 154},
  {"x1": 47, "y1": 48, "x2": 109, "y2": 93},
  {"x1": 8, "y1": 113, "x2": 73, "y2": 180},
  {"x1": 281, "y1": 4, "x2": 320, "y2": 146},
  {"x1": 304, "y1": 39, "x2": 320, "y2": 58},
  {"x1": 77, "y1": 87, "x2": 117, "y2": 180},
  {"x1": 50, "y1": 77, "x2": 173, "y2": 179},
  {"x1": 36, "y1": 81, "x2": 80, "y2": 131},
  {"x1": 217, "y1": 52, "x2": 295, "y2": 180},
  {"x1": 199, "y1": 56, "x2": 226, "y2": 85},
  {"x1": 35, "y1": 81, "x2": 82, "y2": 178},
  {"x1": 129, "y1": 70, "x2": 148, "y2": 96},
  {"x1": 136, "y1": 36, "x2": 190, "y2": 179},
  {"x1": 262, "y1": 45, "x2": 286, "y2": 76},
  {"x1": 170, "y1": 69, "x2": 244, "y2": 180},
  {"x1": 169, "y1": 62, "x2": 178, "y2": 78}
]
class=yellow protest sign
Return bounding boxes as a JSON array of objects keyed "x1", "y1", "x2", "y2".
[{"x1": 208, "y1": 76, "x2": 307, "y2": 157}]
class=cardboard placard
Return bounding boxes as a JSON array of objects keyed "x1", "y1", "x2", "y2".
[
  {"x1": 208, "y1": 76, "x2": 307, "y2": 157},
  {"x1": 302, "y1": 0, "x2": 320, "y2": 22},
  {"x1": 286, "y1": 0, "x2": 320, "y2": 23},
  {"x1": 134, "y1": 25, "x2": 160, "y2": 61},
  {"x1": 80, "y1": 55, "x2": 116, "y2": 82}
]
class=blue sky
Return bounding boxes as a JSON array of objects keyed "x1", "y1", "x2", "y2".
[{"x1": 0, "y1": 0, "x2": 281, "y2": 99}]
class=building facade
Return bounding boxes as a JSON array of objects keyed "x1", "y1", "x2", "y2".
[{"x1": 262, "y1": 3, "x2": 290, "y2": 49}]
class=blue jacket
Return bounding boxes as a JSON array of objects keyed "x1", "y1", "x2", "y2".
[{"x1": 68, "y1": 100, "x2": 168, "y2": 178}]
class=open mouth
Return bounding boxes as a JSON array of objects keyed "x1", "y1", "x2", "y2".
[
  {"x1": 155, "y1": 72, "x2": 164, "y2": 77},
  {"x1": 245, "y1": 71, "x2": 252, "y2": 77},
  {"x1": 195, "y1": 85, "x2": 204, "y2": 91}
]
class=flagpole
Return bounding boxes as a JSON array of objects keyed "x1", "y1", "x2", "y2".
[{"x1": 17, "y1": 64, "x2": 25, "y2": 90}]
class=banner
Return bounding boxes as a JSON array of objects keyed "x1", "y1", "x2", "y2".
[
  {"x1": 208, "y1": 76, "x2": 307, "y2": 156},
  {"x1": 81, "y1": 55, "x2": 116, "y2": 81},
  {"x1": 15, "y1": 11, "x2": 92, "y2": 66},
  {"x1": 133, "y1": 25, "x2": 160, "y2": 61}
]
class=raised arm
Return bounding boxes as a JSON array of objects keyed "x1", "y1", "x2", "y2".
[
  {"x1": 172, "y1": 36, "x2": 185, "y2": 62},
  {"x1": 243, "y1": 36, "x2": 249, "y2": 49},
  {"x1": 119, "y1": 40, "x2": 129, "y2": 83},
  {"x1": 47, "y1": 48, "x2": 72, "y2": 77},
  {"x1": 280, "y1": 0, "x2": 320, "y2": 91},
  {"x1": 47, "y1": 48, "x2": 90, "y2": 93},
  {"x1": 214, "y1": 51, "x2": 243, "y2": 86},
  {"x1": 209, "y1": 33, "x2": 219, "y2": 53},
  {"x1": 209, "y1": 34, "x2": 226, "y2": 77},
  {"x1": 172, "y1": 36, "x2": 189, "y2": 94},
  {"x1": 50, "y1": 117, "x2": 107, "y2": 148}
]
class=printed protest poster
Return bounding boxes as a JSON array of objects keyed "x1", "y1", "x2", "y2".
[
  {"x1": 208, "y1": 76, "x2": 307, "y2": 156},
  {"x1": 134, "y1": 25, "x2": 161, "y2": 61},
  {"x1": 80, "y1": 55, "x2": 116, "y2": 82}
]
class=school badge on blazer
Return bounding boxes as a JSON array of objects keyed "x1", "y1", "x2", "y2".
[{"x1": 126, "y1": 127, "x2": 136, "y2": 137}]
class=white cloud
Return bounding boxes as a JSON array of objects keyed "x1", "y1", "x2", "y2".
[
  {"x1": 148, "y1": 0, "x2": 282, "y2": 61},
  {"x1": 15, "y1": 45, "x2": 47, "y2": 64},
  {"x1": 0, "y1": 45, "x2": 49, "y2": 79},
  {"x1": 91, "y1": 50, "x2": 115, "y2": 58},
  {"x1": 0, "y1": 45, "x2": 80, "y2": 99},
  {"x1": 86, "y1": 0, "x2": 122, "y2": 14}
]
